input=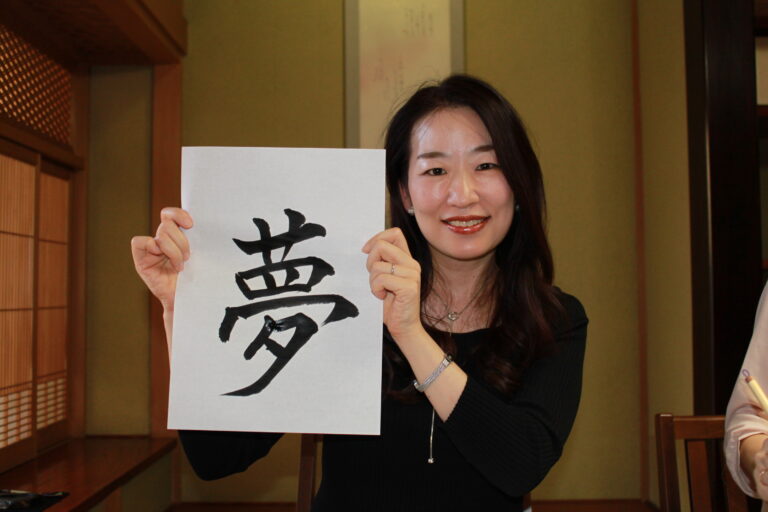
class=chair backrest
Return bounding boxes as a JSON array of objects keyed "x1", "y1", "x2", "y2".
[
  {"x1": 297, "y1": 434, "x2": 320, "y2": 512},
  {"x1": 655, "y1": 413, "x2": 749, "y2": 512}
]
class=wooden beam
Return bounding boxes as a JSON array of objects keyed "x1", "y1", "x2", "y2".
[
  {"x1": 91, "y1": 0, "x2": 185, "y2": 63},
  {"x1": 150, "y1": 63, "x2": 182, "y2": 438},
  {"x1": 0, "y1": 121, "x2": 82, "y2": 170},
  {"x1": 684, "y1": 0, "x2": 762, "y2": 415},
  {"x1": 68, "y1": 69, "x2": 89, "y2": 439},
  {"x1": 138, "y1": 0, "x2": 187, "y2": 55}
]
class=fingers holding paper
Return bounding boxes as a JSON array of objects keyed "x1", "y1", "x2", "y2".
[
  {"x1": 751, "y1": 436, "x2": 768, "y2": 500},
  {"x1": 362, "y1": 228, "x2": 423, "y2": 342},
  {"x1": 131, "y1": 207, "x2": 194, "y2": 310}
]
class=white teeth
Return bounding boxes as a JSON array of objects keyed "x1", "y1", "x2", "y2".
[{"x1": 447, "y1": 219, "x2": 484, "y2": 227}]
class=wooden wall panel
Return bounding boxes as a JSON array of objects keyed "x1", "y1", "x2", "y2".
[
  {"x1": 37, "y1": 241, "x2": 68, "y2": 308},
  {"x1": 0, "y1": 155, "x2": 35, "y2": 236},
  {"x1": 37, "y1": 308, "x2": 67, "y2": 376},
  {"x1": 39, "y1": 173, "x2": 70, "y2": 243},
  {"x1": 0, "y1": 234, "x2": 33, "y2": 310},
  {"x1": 0, "y1": 311, "x2": 33, "y2": 388}
]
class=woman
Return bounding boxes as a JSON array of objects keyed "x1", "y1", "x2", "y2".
[
  {"x1": 725, "y1": 282, "x2": 768, "y2": 508},
  {"x1": 131, "y1": 75, "x2": 588, "y2": 511}
]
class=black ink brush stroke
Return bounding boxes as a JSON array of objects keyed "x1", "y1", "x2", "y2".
[
  {"x1": 234, "y1": 256, "x2": 336, "y2": 299},
  {"x1": 232, "y1": 209, "x2": 326, "y2": 262},
  {"x1": 218, "y1": 294, "x2": 359, "y2": 343},
  {"x1": 224, "y1": 312, "x2": 318, "y2": 396}
]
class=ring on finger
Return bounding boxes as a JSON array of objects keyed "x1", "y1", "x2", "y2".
[{"x1": 390, "y1": 264, "x2": 396, "y2": 275}]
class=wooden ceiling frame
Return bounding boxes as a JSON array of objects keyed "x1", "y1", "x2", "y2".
[
  {"x1": 0, "y1": 0, "x2": 186, "y2": 68},
  {"x1": 0, "y1": 0, "x2": 187, "y2": 167},
  {"x1": 89, "y1": 0, "x2": 187, "y2": 64}
]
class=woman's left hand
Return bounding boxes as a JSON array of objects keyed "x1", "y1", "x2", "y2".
[{"x1": 362, "y1": 227, "x2": 423, "y2": 342}]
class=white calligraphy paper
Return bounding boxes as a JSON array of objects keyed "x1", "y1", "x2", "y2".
[{"x1": 168, "y1": 147, "x2": 385, "y2": 435}]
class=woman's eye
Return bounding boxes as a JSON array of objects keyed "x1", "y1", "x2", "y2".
[
  {"x1": 477, "y1": 162, "x2": 499, "y2": 171},
  {"x1": 425, "y1": 168, "x2": 446, "y2": 176}
]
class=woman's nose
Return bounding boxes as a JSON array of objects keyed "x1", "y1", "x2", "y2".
[{"x1": 447, "y1": 170, "x2": 479, "y2": 207}]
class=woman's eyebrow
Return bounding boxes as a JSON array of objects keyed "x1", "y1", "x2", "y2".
[
  {"x1": 472, "y1": 144, "x2": 495, "y2": 154},
  {"x1": 416, "y1": 145, "x2": 494, "y2": 160},
  {"x1": 416, "y1": 151, "x2": 447, "y2": 160}
]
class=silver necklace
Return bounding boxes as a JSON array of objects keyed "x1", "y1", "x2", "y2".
[
  {"x1": 422, "y1": 284, "x2": 484, "y2": 464},
  {"x1": 423, "y1": 284, "x2": 485, "y2": 329}
]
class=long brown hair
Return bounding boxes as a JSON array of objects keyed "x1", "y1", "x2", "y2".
[{"x1": 383, "y1": 74, "x2": 563, "y2": 399}]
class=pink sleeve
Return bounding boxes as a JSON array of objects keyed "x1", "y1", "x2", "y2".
[{"x1": 725, "y1": 282, "x2": 768, "y2": 498}]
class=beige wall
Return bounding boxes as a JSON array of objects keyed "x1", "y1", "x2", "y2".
[
  {"x1": 638, "y1": 0, "x2": 693, "y2": 505},
  {"x1": 466, "y1": 0, "x2": 640, "y2": 499},
  {"x1": 182, "y1": 0, "x2": 344, "y2": 148},
  {"x1": 179, "y1": 0, "x2": 345, "y2": 502},
  {"x1": 87, "y1": 63, "x2": 171, "y2": 512},
  {"x1": 87, "y1": 66, "x2": 153, "y2": 435}
]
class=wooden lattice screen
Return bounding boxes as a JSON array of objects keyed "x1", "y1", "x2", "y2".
[
  {"x1": 36, "y1": 172, "x2": 69, "y2": 433},
  {"x1": 0, "y1": 155, "x2": 35, "y2": 454},
  {"x1": 0, "y1": 152, "x2": 70, "y2": 470},
  {"x1": 0, "y1": 24, "x2": 72, "y2": 144}
]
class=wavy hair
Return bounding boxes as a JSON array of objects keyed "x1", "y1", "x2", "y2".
[{"x1": 383, "y1": 74, "x2": 563, "y2": 400}]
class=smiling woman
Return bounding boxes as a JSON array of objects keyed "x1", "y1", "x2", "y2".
[
  {"x1": 403, "y1": 107, "x2": 515, "y2": 264},
  {"x1": 134, "y1": 74, "x2": 587, "y2": 512}
]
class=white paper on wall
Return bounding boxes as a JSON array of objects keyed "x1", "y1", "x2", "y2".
[{"x1": 168, "y1": 147, "x2": 385, "y2": 435}]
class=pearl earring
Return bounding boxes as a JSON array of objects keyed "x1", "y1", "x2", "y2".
[{"x1": 407, "y1": 207, "x2": 415, "y2": 216}]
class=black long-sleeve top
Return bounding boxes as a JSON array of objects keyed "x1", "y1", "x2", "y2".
[{"x1": 179, "y1": 292, "x2": 587, "y2": 511}]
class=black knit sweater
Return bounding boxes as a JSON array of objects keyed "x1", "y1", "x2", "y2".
[{"x1": 179, "y1": 292, "x2": 587, "y2": 511}]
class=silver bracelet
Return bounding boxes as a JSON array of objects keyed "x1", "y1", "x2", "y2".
[{"x1": 413, "y1": 354, "x2": 453, "y2": 392}]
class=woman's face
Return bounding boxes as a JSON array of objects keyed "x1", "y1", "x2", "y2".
[{"x1": 402, "y1": 107, "x2": 515, "y2": 266}]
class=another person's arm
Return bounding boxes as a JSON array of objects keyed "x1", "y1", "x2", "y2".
[{"x1": 725, "y1": 282, "x2": 768, "y2": 500}]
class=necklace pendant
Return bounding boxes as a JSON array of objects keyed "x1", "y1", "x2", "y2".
[{"x1": 447, "y1": 312, "x2": 459, "y2": 322}]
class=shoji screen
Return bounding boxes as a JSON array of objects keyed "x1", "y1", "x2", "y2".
[
  {"x1": 36, "y1": 165, "x2": 69, "y2": 446},
  {"x1": 0, "y1": 148, "x2": 35, "y2": 468},
  {"x1": 0, "y1": 143, "x2": 71, "y2": 472}
]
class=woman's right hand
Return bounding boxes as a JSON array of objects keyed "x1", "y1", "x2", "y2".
[{"x1": 130, "y1": 207, "x2": 193, "y2": 311}]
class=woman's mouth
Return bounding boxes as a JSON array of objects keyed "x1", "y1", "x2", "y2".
[{"x1": 442, "y1": 216, "x2": 489, "y2": 234}]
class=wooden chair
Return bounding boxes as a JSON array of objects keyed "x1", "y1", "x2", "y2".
[
  {"x1": 655, "y1": 413, "x2": 749, "y2": 512},
  {"x1": 297, "y1": 434, "x2": 321, "y2": 512}
]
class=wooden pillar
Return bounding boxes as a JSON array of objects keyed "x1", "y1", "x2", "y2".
[
  {"x1": 684, "y1": 0, "x2": 762, "y2": 413},
  {"x1": 150, "y1": 63, "x2": 182, "y2": 439}
]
